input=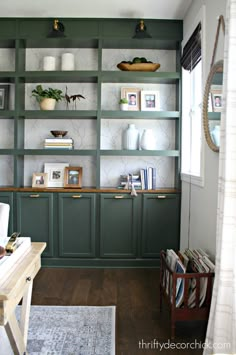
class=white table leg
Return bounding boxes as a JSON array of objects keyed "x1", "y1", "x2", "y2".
[
  {"x1": 5, "y1": 312, "x2": 27, "y2": 355},
  {"x1": 20, "y1": 279, "x2": 33, "y2": 346}
]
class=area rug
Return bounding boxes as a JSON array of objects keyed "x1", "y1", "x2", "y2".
[{"x1": 2, "y1": 305, "x2": 116, "y2": 355}]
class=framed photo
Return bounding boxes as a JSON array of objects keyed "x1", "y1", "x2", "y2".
[
  {"x1": 211, "y1": 85, "x2": 222, "y2": 112},
  {"x1": 121, "y1": 87, "x2": 140, "y2": 111},
  {"x1": 44, "y1": 163, "x2": 69, "y2": 187},
  {"x1": 64, "y1": 167, "x2": 83, "y2": 188},
  {"x1": 0, "y1": 84, "x2": 10, "y2": 110},
  {"x1": 32, "y1": 173, "x2": 48, "y2": 188},
  {"x1": 141, "y1": 90, "x2": 160, "y2": 111}
]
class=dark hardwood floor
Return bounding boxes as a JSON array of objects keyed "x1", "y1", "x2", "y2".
[{"x1": 32, "y1": 268, "x2": 207, "y2": 354}]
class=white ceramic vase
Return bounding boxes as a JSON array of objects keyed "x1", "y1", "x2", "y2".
[
  {"x1": 61, "y1": 53, "x2": 75, "y2": 70},
  {"x1": 39, "y1": 98, "x2": 56, "y2": 111},
  {"x1": 43, "y1": 56, "x2": 56, "y2": 71},
  {"x1": 140, "y1": 129, "x2": 155, "y2": 150},
  {"x1": 123, "y1": 124, "x2": 139, "y2": 150},
  {"x1": 211, "y1": 125, "x2": 220, "y2": 147}
]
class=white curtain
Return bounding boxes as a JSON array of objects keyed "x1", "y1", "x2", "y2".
[{"x1": 204, "y1": 1, "x2": 236, "y2": 354}]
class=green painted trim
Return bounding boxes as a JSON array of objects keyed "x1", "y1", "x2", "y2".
[
  {"x1": 208, "y1": 112, "x2": 221, "y2": 120},
  {"x1": 21, "y1": 110, "x2": 97, "y2": 119},
  {"x1": 0, "y1": 110, "x2": 15, "y2": 118},
  {"x1": 101, "y1": 110, "x2": 180, "y2": 119},
  {"x1": 100, "y1": 150, "x2": 180, "y2": 157},
  {"x1": 102, "y1": 71, "x2": 180, "y2": 84},
  {"x1": 20, "y1": 71, "x2": 98, "y2": 83},
  {"x1": 16, "y1": 149, "x2": 97, "y2": 156}
]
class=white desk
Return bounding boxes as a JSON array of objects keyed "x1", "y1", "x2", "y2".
[{"x1": 0, "y1": 242, "x2": 46, "y2": 355}]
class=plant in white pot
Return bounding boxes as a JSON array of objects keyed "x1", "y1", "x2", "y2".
[
  {"x1": 32, "y1": 85, "x2": 64, "y2": 110},
  {"x1": 119, "y1": 98, "x2": 129, "y2": 111}
]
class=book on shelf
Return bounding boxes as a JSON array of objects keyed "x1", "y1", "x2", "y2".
[
  {"x1": 140, "y1": 167, "x2": 157, "y2": 190},
  {"x1": 44, "y1": 138, "x2": 74, "y2": 143}
]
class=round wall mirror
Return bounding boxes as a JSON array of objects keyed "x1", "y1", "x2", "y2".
[{"x1": 202, "y1": 60, "x2": 223, "y2": 152}]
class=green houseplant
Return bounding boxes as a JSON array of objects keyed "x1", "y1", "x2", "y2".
[
  {"x1": 119, "y1": 97, "x2": 128, "y2": 111},
  {"x1": 32, "y1": 85, "x2": 64, "y2": 110}
]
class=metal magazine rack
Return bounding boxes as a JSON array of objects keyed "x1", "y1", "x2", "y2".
[{"x1": 160, "y1": 250, "x2": 215, "y2": 339}]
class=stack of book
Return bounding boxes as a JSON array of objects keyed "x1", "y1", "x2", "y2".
[
  {"x1": 119, "y1": 174, "x2": 142, "y2": 189},
  {"x1": 140, "y1": 167, "x2": 156, "y2": 190},
  {"x1": 164, "y1": 248, "x2": 215, "y2": 308},
  {"x1": 44, "y1": 137, "x2": 74, "y2": 150}
]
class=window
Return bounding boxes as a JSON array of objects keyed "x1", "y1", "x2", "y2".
[
  {"x1": 181, "y1": 13, "x2": 205, "y2": 186},
  {"x1": 182, "y1": 60, "x2": 202, "y2": 177}
]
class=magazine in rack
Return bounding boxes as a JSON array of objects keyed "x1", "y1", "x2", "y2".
[{"x1": 164, "y1": 248, "x2": 215, "y2": 308}]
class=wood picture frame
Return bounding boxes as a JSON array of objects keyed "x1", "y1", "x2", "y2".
[
  {"x1": 121, "y1": 87, "x2": 141, "y2": 111},
  {"x1": 0, "y1": 84, "x2": 10, "y2": 110},
  {"x1": 32, "y1": 173, "x2": 48, "y2": 188},
  {"x1": 64, "y1": 166, "x2": 83, "y2": 188},
  {"x1": 210, "y1": 85, "x2": 223, "y2": 112},
  {"x1": 141, "y1": 90, "x2": 160, "y2": 111},
  {"x1": 44, "y1": 162, "x2": 69, "y2": 187}
]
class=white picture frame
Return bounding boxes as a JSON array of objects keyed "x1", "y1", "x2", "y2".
[
  {"x1": 44, "y1": 163, "x2": 69, "y2": 187},
  {"x1": 141, "y1": 90, "x2": 160, "y2": 111}
]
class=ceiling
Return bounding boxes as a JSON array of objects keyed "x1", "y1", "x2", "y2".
[{"x1": 1, "y1": 0, "x2": 193, "y2": 19}]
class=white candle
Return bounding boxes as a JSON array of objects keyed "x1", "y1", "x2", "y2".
[
  {"x1": 61, "y1": 53, "x2": 75, "y2": 70},
  {"x1": 43, "y1": 56, "x2": 56, "y2": 71}
]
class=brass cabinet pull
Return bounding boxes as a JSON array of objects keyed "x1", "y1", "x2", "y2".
[
  {"x1": 157, "y1": 195, "x2": 166, "y2": 199},
  {"x1": 72, "y1": 195, "x2": 81, "y2": 198},
  {"x1": 114, "y1": 195, "x2": 124, "y2": 199},
  {"x1": 29, "y1": 194, "x2": 40, "y2": 198}
]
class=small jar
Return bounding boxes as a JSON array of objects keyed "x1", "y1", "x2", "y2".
[
  {"x1": 61, "y1": 53, "x2": 75, "y2": 71},
  {"x1": 43, "y1": 56, "x2": 56, "y2": 71}
]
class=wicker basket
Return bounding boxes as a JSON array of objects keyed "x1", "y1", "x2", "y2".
[{"x1": 117, "y1": 62, "x2": 160, "y2": 72}]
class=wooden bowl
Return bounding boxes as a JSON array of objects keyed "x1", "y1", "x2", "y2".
[
  {"x1": 50, "y1": 130, "x2": 68, "y2": 138},
  {"x1": 117, "y1": 62, "x2": 160, "y2": 72},
  {"x1": 0, "y1": 246, "x2": 6, "y2": 259}
]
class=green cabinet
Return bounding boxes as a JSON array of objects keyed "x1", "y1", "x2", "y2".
[
  {"x1": 100, "y1": 193, "x2": 139, "y2": 258},
  {"x1": 142, "y1": 193, "x2": 180, "y2": 258},
  {"x1": 58, "y1": 193, "x2": 96, "y2": 257},
  {"x1": 0, "y1": 192, "x2": 14, "y2": 235},
  {"x1": 16, "y1": 192, "x2": 54, "y2": 256}
]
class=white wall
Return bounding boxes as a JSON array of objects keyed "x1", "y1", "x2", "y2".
[{"x1": 180, "y1": 0, "x2": 227, "y2": 259}]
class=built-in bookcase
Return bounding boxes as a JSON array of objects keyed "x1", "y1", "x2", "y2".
[{"x1": 0, "y1": 18, "x2": 182, "y2": 190}]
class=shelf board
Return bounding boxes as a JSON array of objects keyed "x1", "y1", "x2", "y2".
[
  {"x1": 100, "y1": 150, "x2": 179, "y2": 157},
  {"x1": 19, "y1": 71, "x2": 98, "y2": 83},
  {"x1": 17, "y1": 149, "x2": 97, "y2": 156},
  {"x1": 20, "y1": 110, "x2": 97, "y2": 119},
  {"x1": 0, "y1": 40, "x2": 15, "y2": 49},
  {"x1": 101, "y1": 71, "x2": 180, "y2": 83},
  {"x1": 0, "y1": 110, "x2": 15, "y2": 118},
  {"x1": 0, "y1": 149, "x2": 15, "y2": 155},
  {"x1": 101, "y1": 38, "x2": 180, "y2": 50},
  {"x1": 25, "y1": 38, "x2": 99, "y2": 49},
  {"x1": 101, "y1": 110, "x2": 179, "y2": 119},
  {"x1": 208, "y1": 112, "x2": 221, "y2": 120}
]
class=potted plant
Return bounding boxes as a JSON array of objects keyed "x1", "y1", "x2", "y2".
[
  {"x1": 119, "y1": 98, "x2": 129, "y2": 111},
  {"x1": 32, "y1": 85, "x2": 64, "y2": 110}
]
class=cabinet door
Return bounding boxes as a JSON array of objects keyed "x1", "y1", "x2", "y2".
[
  {"x1": 16, "y1": 192, "x2": 53, "y2": 257},
  {"x1": 58, "y1": 193, "x2": 96, "y2": 257},
  {"x1": 100, "y1": 194, "x2": 138, "y2": 258},
  {"x1": 142, "y1": 194, "x2": 180, "y2": 258},
  {"x1": 0, "y1": 192, "x2": 14, "y2": 235}
]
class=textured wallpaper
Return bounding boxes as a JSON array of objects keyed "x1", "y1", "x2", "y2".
[{"x1": 0, "y1": 47, "x2": 177, "y2": 187}]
